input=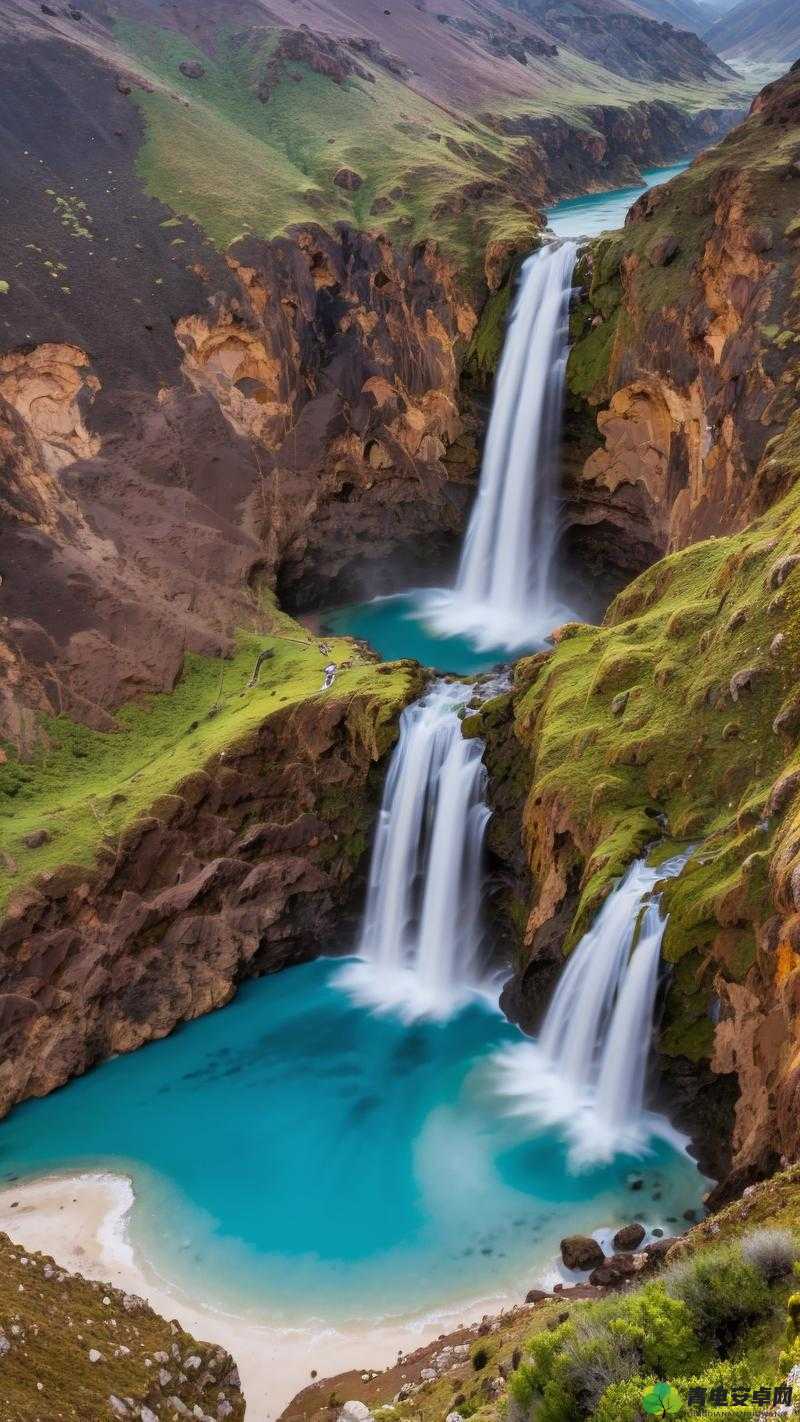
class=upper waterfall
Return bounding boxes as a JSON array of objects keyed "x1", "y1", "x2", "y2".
[
  {"x1": 425, "y1": 240, "x2": 578, "y2": 651},
  {"x1": 493, "y1": 852, "x2": 689, "y2": 1164},
  {"x1": 337, "y1": 681, "x2": 491, "y2": 1021}
]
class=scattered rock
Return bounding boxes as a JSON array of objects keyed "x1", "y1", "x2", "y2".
[
  {"x1": 88, "y1": 1348, "x2": 103, "y2": 1363},
  {"x1": 726, "y1": 607, "x2": 748, "y2": 632},
  {"x1": 612, "y1": 1223, "x2": 646, "y2": 1251},
  {"x1": 773, "y1": 699, "x2": 800, "y2": 739},
  {"x1": 22, "y1": 829, "x2": 51, "y2": 849},
  {"x1": 560, "y1": 1235, "x2": 605, "y2": 1271},
  {"x1": 611, "y1": 690, "x2": 629, "y2": 717},
  {"x1": 767, "y1": 770, "x2": 800, "y2": 816},
  {"x1": 771, "y1": 632, "x2": 786, "y2": 656},
  {"x1": 178, "y1": 60, "x2": 206, "y2": 79},
  {"x1": 116, "y1": 77, "x2": 132, "y2": 94},
  {"x1": 588, "y1": 1252, "x2": 648, "y2": 1286},
  {"x1": 647, "y1": 232, "x2": 679, "y2": 267},
  {"x1": 769, "y1": 553, "x2": 800, "y2": 588},
  {"x1": 628, "y1": 1176, "x2": 644, "y2": 1191},
  {"x1": 730, "y1": 666, "x2": 761, "y2": 701},
  {"x1": 339, "y1": 1403, "x2": 372, "y2": 1422},
  {"x1": 334, "y1": 167, "x2": 363, "y2": 191},
  {"x1": 0, "y1": 1331, "x2": 9, "y2": 1358},
  {"x1": 644, "y1": 1237, "x2": 677, "y2": 1263}
]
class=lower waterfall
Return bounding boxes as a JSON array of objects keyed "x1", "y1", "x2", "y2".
[
  {"x1": 494, "y1": 852, "x2": 689, "y2": 1164},
  {"x1": 337, "y1": 681, "x2": 491, "y2": 1020},
  {"x1": 425, "y1": 240, "x2": 578, "y2": 651}
]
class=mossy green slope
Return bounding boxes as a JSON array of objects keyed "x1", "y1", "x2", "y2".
[
  {"x1": 0, "y1": 610, "x2": 415, "y2": 915},
  {"x1": 509, "y1": 408, "x2": 800, "y2": 1058},
  {"x1": 0, "y1": 1230, "x2": 245, "y2": 1421}
]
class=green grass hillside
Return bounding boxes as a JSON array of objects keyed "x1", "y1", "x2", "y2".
[
  {"x1": 0, "y1": 609, "x2": 414, "y2": 915},
  {"x1": 110, "y1": 17, "x2": 750, "y2": 266}
]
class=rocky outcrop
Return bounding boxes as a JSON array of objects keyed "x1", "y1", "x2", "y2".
[
  {"x1": 0, "y1": 1231, "x2": 245, "y2": 1421},
  {"x1": 0, "y1": 217, "x2": 478, "y2": 741},
  {"x1": 0, "y1": 677, "x2": 420, "y2": 1117},
  {"x1": 490, "y1": 100, "x2": 744, "y2": 206},
  {"x1": 564, "y1": 63, "x2": 800, "y2": 583}
]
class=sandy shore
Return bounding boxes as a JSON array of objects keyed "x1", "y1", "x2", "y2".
[{"x1": 0, "y1": 1171, "x2": 522, "y2": 1422}]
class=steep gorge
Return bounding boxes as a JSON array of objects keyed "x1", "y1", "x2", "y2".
[{"x1": 474, "y1": 62, "x2": 800, "y2": 1193}]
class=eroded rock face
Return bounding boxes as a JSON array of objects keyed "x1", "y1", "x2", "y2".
[
  {"x1": 0, "y1": 684, "x2": 419, "y2": 1116},
  {"x1": 564, "y1": 64, "x2": 800, "y2": 581},
  {"x1": 0, "y1": 222, "x2": 479, "y2": 741}
]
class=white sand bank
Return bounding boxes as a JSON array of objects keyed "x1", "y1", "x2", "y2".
[{"x1": 0, "y1": 1172, "x2": 518, "y2": 1422}]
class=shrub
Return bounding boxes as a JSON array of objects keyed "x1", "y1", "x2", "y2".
[
  {"x1": 741, "y1": 1228, "x2": 799, "y2": 1283},
  {"x1": 621, "y1": 1284, "x2": 703, "y2": 1377},
  {"x1": 664, "y1": 1245, "x2": 772, "y2": 1352},
  {"x1": 559, "y1": 1317, "x2": 641, "y2": 1413},
  {"x1": 507, "y1": 1362, "x2": 539, "y2": 1422},
  {"x1": 593, "y1": 1378, "x2": 653, "y2": 1422}
]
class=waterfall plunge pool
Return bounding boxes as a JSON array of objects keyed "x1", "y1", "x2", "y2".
[
  {"x1": 324, "y1": 163, "x2": 693, "y2": 672},
  {"x1": 0, "y1": 958, "x2": 707, "y2": 1329}
]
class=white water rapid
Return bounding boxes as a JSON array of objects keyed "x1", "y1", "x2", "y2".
[
  {"x1": 337, "y1": 681, "x2": 492, "y2": 1020},
  {"x1": 493, "y1": 852, "x2": 689, "y2": 1164},
  {"x1": 425, "y1": 240, "x2": 578, "y2": 651}
]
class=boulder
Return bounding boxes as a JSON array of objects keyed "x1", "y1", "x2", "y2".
[
  {"x1": 23, "y1": 829, "x2": 51, "y2": 849},
  {"x1": 339, "y1": 1404, "x2": 372, "y2": 1422},
  {"x1": 730, "y1": 665, "x2": 761, "y2": 701},
  {"x1": 644, "y1": 1237, "x2": 677, "y2": 1264},
  {"x1": 334, "y1": 167, "x2": 363, "y2": 191},
  {"x1": 769, "y1": 553, "x2": 800, "y2": 588},
  {"x1": 588, "y1": 1252, "x2": 648, "y2": 1287},
  {"x1": 525, "y1": 1288, "x2": 551, "y2": 1304},
  {"x1": 560, "y1": 1235, "x2": 605, "y2": 1271},
  {"x1": 178, "y1": 60, "x2": 206, "y2": 79},
  {"x1": 767, "y1": 770, "x2": 800, "y2": 816},
  {"x1": 647, "y1": 232, "x2": 679, "y2": 267},
  {"x1": 612, "y1": 1223, "x2": 646, "y2": 1251}
]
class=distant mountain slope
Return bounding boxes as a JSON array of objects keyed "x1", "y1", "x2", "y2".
[
  {"x1": 626, "y1": 0, "x2": 715, "y2": 37},
  {"x1": 704, "y1": 0, "x2": 800, "y2": 60},
  {"x1": 509, "y1": 0, "x2": 734, "y2": 80}
]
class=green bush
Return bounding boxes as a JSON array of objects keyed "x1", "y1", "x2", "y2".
[{"x1": 664, "y1": 1245, "x2": 773, "y2": 1351}]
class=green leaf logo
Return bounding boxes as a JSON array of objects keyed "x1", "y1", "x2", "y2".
[{"x1": 642, "y1": 1382, "x2": 683, "y2": 1416}]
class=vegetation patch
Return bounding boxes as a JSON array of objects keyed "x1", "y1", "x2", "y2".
[{"x1": 0, "y1": 610, "x2": 415, "y2": 913}]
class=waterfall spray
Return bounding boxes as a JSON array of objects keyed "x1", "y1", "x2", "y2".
[{"x1": 493, "y1": 852, "x2": 688, "y2": 1164}]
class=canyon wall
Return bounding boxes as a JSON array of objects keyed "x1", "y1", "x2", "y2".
[
  {"x1": 563, "y1": 64, "x2": 800, "y2": 582},
  {"x1": 0, "y1": 668, "x2": 420, "y2": 1117},
  {"x1": 477, "y1": 64, "x2": 800, "y2": 1192}
]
